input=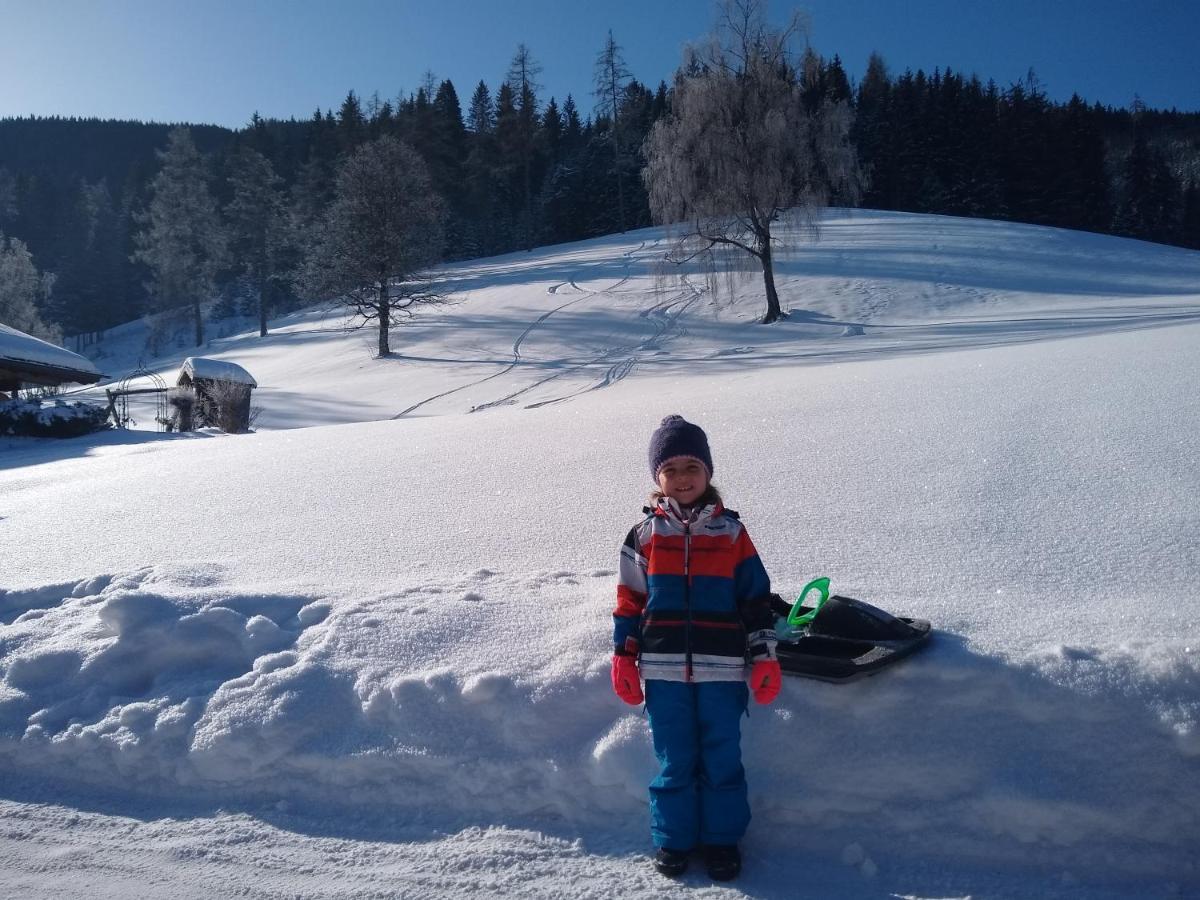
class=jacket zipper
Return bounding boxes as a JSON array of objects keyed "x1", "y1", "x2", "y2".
[{"x1": 683, "y1": 519, "x2": 693, "y2": 682}]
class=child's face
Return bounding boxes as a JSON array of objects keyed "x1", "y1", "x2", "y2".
[{"x1": 656, "y1": 458, "x2": 709, "y2": 507}]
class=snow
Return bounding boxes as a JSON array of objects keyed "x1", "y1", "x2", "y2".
[
  {"x1": 0, "y1": 323, "x2": 101, "y2": 379},
  {"x1": 1, "y1": 210, "x2": 1199, "y2": 898},
  {"x1": 179, "y1": 356, "x2": 257, "y2": 387}
]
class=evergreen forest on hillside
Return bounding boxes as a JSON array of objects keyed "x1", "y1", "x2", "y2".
[{"x1": 1, "y1": 45, "x2": 1198, "y2": 351}]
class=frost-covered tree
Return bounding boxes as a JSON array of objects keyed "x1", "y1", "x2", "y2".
[
  {"x1": 642, "y1": 0, "x2": 861, "y2": 323},
  {"x1": 0, "y1": 232, "x2": 60, "y2": 342},
  {"x1": 301, "y1": 136, "x2": 445, "y2": 358},
  {"x1": 132, "y1": 127, "x2": 229, "y2": 346},
  {"x1": 225, "y1": 148, "x2": 293, "y2": 337}
]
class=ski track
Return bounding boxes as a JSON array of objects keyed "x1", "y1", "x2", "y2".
[
  {"x1": 524, "y1": 278, "x2": 706, "y2": 410},
  {"x1": 396, "y1": 242, "x2": 654, "y2": 418},
  {"x1": 392, "y1": 291, "x2": 593, "y2": 419}
]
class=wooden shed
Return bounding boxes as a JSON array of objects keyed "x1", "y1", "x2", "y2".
[
  {"x1": 172, "y1": 357, "x2": 258, "y2": 433},
  {"x1": 0, "y1": 323, "x2": 102, "y2": 398}
]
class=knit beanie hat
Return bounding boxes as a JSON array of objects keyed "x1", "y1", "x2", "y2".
[{"x1": 648, "y1": 415, "x2": 714, "y2": 479}]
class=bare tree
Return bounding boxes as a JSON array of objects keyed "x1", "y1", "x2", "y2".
[
  {"x1": 301, "y1": 136, "x2": 445, "y2": 358},
  {"x1": 642, "y1": 0, "x2": 861, "y2": 323},
  {"x1": 594, "y1": 29, "x2": 632, "y2": 233}
]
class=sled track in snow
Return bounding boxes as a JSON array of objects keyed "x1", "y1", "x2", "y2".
[
  {"x1": 391, "y1": 290, "x2": 594, "y2": 419},
  {"x1": 523, "y1": 277, "x2": 708, "y2": 410},
  {"x1": 393, "y1": 239, "x2": 662, "y2": 418}
]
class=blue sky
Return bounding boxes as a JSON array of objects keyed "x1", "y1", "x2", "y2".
[{"x1": 1, "y1": 0, "x2": 1196, "y2": 128}]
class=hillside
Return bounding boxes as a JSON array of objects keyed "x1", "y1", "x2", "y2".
[{"x1": 2, "y1": 210, "x2": 1199, "y2": 899}]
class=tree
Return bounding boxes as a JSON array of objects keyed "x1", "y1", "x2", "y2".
[
  {"x1": 302, "y1": 136, "x2": 445, "y2": 358},
  {"x1": 225, "y1": 148, "x2": 293, "y2": 337},
  {"x1": 49, "y1": 179, "x2": 125, "y2": 339},
  {"x1": 467, "y1": 81, "x2": 495, "y2": 134},
  {"x1": 594, "y1": 29, "x2": 633, "y2": 232},
  {"x1": 338, "y1": 91, "x2": 367, "y2": 154},
  {"x1": 132, "y1": 127, "x2": 229, "y2": 346},
  {"x1": 0, "y1": 168, "x2": 16, "y2": 230},
  {"x1": 1114, "y1": 111, "x2": 1179, "y2": 242},
  {"x1": 1182, "y1": 181, "x2": 1200, "y2": 250},
  {"x1": 507, "y1": 43, "x2": 543, "y2": 250},
  {"x1": 0, "y1": 232, "x2": 60, "y2": 342},
  {"x1": 642, "y1": 0, "x2": 861, "y2": 323}
]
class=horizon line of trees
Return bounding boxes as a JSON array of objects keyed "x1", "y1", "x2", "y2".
[{"x1": 1, "y1": 39, "x2": 1199, "y2": 351}]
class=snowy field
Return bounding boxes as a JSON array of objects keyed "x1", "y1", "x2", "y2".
[{"x1": 2, "y1": 210, "x2": 1199, "y2": 898}]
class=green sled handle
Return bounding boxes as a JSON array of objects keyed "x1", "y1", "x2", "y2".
[{"x1": 787, "y1": 577, "x2": 831, "y2": 627}]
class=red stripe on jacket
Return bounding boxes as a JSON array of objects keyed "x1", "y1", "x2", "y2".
[
  {"x1": 615, "y1": 584, "x2": 647, "y2": 617},
  {"x1": 644, "y1": 532, "x2": 749, "y2": 579}
]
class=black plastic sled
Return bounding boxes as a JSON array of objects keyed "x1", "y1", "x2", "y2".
[{"x1": 768, "y1": 593, "x2": 931, "y2": 683}]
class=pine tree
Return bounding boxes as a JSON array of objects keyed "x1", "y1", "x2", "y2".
[
  {"x1": 428, "y1": 79, "x2": 468, "y2": 257},
  {"x1": 132, "y1": 127, "x2": 229, "y2": 347},
  {"x1": 467, "y1": 81, "x2": 494, "y2": 134},
  {"x1": 0, "y1": 168, "x2": 16, "y2": 231},
  {"x1": 651, "y1": 81, "x2": 669, "y2": 120},
  {"x1": 1114, "y1": 116, "x2": 1179, "y2": 242},
  {"x1": 493, "y1": 81, "x2": 523, "y2": 245},
  {"x1": 47, "y1": 179, "x2": 124, "y2": 338},
  {"x1": 1182, "y1": 181, "x2": 1200, "y2": 249},
  {"x1": 507, "y1": 44, "x2": 543, "y2": 250},
  {"x1": 594, "y1": 30, "x2": 632, "y2": 232},
  {"x1": 338, "y1": 91, "x2": 367, "y2": 155},
  {"x1": 853, "y1": 53, "x2": 891, "y2": 209},
  {"x1": 562, "y1": 94, "x2": 583, "y2": 151},
  {"x1": 1057, "y1": 94, "x2": 1111, "y2": 231},
  {"x1": 225, "y1": 148, "x2": 292, "y2": 337}
]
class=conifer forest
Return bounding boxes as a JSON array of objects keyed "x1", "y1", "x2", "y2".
[{"x1": 1, "y1": 46, "x2": 1198, "y2": 348}]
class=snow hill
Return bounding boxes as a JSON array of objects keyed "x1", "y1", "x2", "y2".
[{"x1": 2, "y1": 210, "x2": 1199, "y2": 899}]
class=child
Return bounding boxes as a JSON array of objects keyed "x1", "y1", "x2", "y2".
[{"x1": 611, "y1": 414, "x2": 781, "y2": 881}]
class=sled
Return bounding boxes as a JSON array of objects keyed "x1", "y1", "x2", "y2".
[{"x1": 769, "y1": 579, "x2": 931, "y2": 683}]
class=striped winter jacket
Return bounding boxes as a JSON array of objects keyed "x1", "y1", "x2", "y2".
[{"x1": 614, "y1": 497, "x2": 777, "y2": 683}]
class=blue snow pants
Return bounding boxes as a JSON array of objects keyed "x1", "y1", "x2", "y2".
[{"x1": 643, "y1": 679, "x2": 750, "y2": 850}]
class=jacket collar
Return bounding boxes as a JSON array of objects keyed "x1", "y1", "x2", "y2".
[{"x1": 651, "y1": 495, "x2": 725, "y2": 526}]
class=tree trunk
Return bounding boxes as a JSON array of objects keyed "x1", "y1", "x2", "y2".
[
  {"x1": 612, "y1": 130, "x2": 626, "y2": 233},
  {"x1": 193, "y1": 299, "x2": 204, "y2": 345},
  {"x1": 258, "y1": 265, "x2": 268, "y2": 338},
  {"x1": 377, "y1": 280, "x2": 391, "y2": 357},
  {"x1": 759, "y1": 232, "x2": 783, "y2": 324}
]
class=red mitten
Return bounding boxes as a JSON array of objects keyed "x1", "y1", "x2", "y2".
[
  {"x1": 611, "y1": 654, "x2": 644, "y2": 705},
  {"x1": 750, "y1": 659, "x2": 782, "y2": 704}
]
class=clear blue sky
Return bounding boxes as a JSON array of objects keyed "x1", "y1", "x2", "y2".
[{"x1": 1, "y1": 0, "x2": 1196, "y2": 129}]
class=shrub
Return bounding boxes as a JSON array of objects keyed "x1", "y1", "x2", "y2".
[{"x1": 0, "y1": 398, "x2": 111, "y2": 438}]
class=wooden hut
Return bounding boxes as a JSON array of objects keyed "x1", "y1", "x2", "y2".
[
  {"x1": 173, "y1": 357, "x2": 258, "y2": 433},
  {"x1": 0, "y1": 323, "x2": 102, "y2": 398}
]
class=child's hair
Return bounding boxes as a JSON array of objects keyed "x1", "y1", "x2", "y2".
[{"x1": 649, "y1": 483, "x2": 724, "y2": 507}]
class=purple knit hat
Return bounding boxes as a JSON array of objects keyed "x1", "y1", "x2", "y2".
[{"x1": 648, "y1": 415, "x2": 713, "y2": 478}]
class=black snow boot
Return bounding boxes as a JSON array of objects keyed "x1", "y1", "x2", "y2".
[
  {"x1": 653, "y1": 847, "x2": 690, "y2": 878},
  {"x1": 704, "y1": 844, "x2": 741, "y2": 881}
]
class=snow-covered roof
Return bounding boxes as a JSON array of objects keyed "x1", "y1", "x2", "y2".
[
  {"x1": 0, "y1": 322, "x2": 102, "y2": 381},
  {"x1": 179, "y1": 357, "x2": 257, "y2": 388}
]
